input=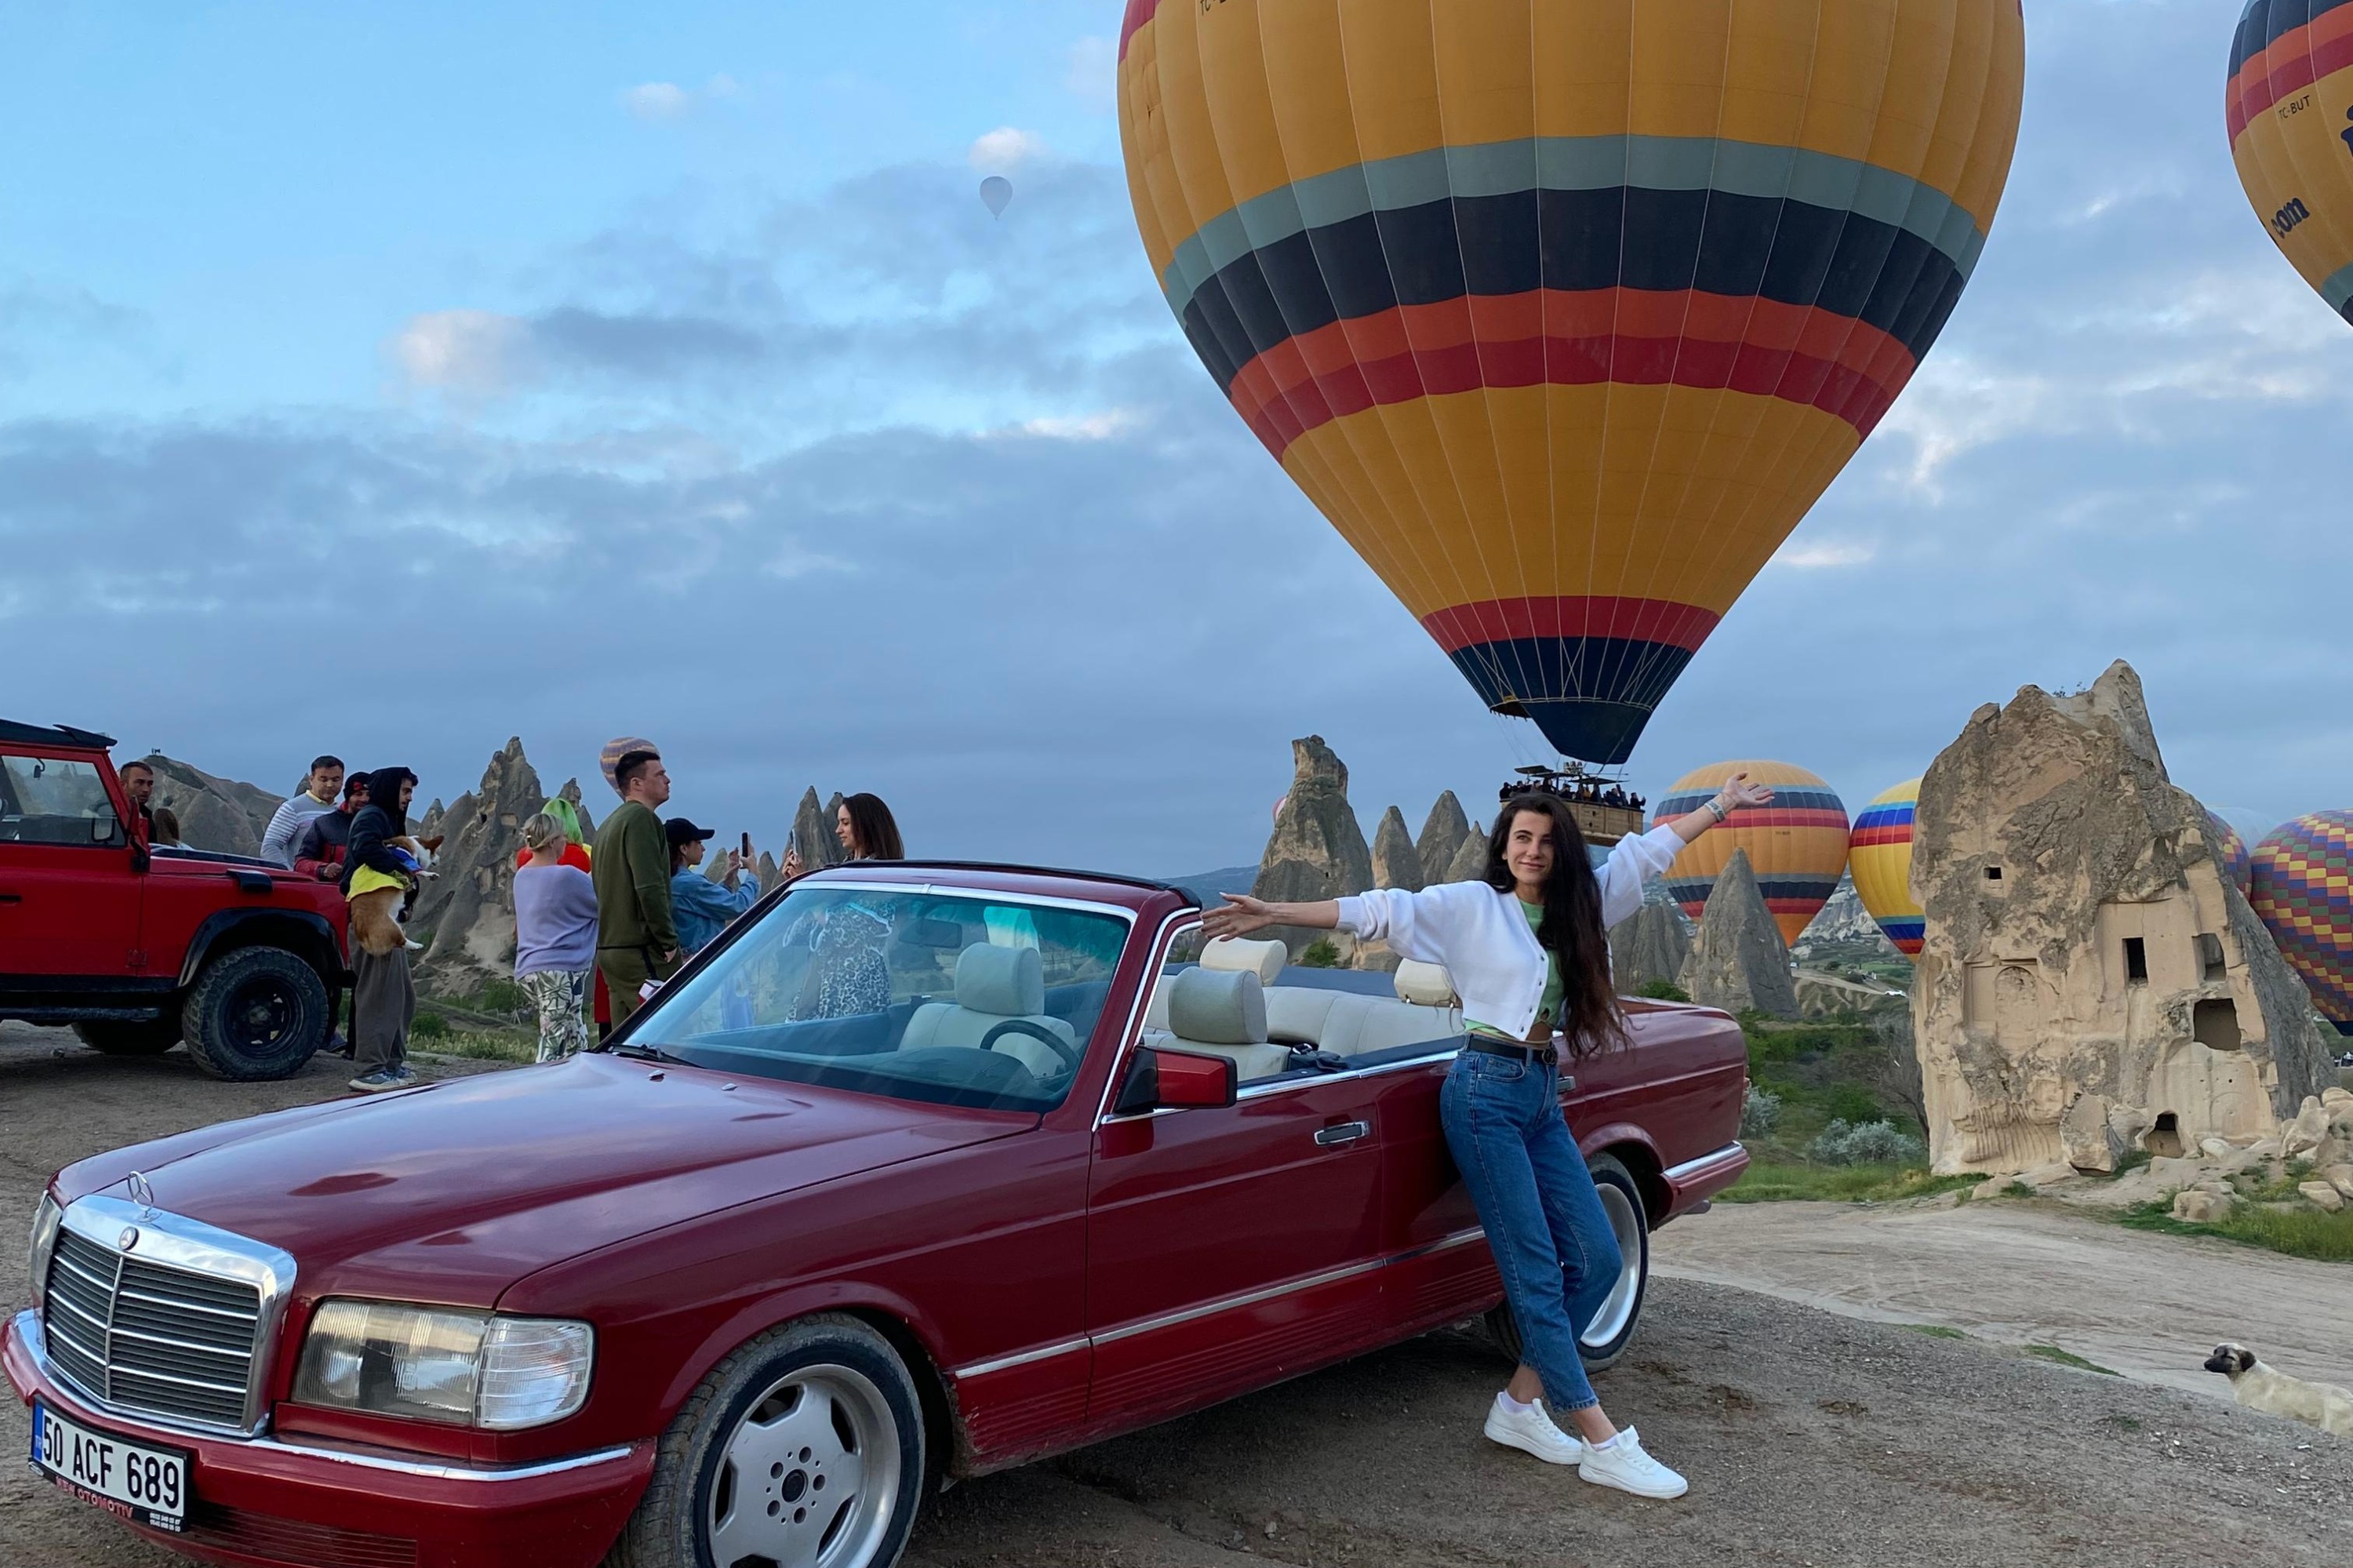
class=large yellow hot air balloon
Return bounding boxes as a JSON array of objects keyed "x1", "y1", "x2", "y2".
[
  {"x1": 1118, "y1": 0, "x2": 2025, "y2": 762},
  {"x1": 2228, "y1": 2, "x2": 2353, "y2": 325},
  {"x1": 1656, "y1": 760, "x2": 1849, "y2": 946}
]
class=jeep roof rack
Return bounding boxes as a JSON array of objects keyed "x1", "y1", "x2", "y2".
[{"x1": 0, "y1": 719, "x2": 119, "y2": 750}]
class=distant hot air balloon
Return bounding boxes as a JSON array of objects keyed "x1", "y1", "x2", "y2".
[
  {"x1": 1117, "y1": 0, "x2": 2025, "y2": 763},
  {"x1": 599, "y1": 735, "x2": 657, "y2": 799},
  {"x1": 2250, "y1": 811, "x2": 2353, "y2": 1036},
  {"x1": 2204, "y1": 808, "x2": 2254, "y2": 899},
  {"x1": 1849, "y1": 777, "x2": 1923, "y2": 959},
  {"x1": 1655, "y1": 761, "x2": 1849, "y2": 947},
  {"x1": 980, "y1": 175, "x2": 1014, "y2": 218},
  {"x1": 2228, "y1": 2, "x2": 2353, "y2": 325}
]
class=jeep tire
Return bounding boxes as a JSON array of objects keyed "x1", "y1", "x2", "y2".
[
  {"x1": 180, "y1": 946, "x2": 329, "y2": 1081},
  {"x1": 609, "y1": 1313, "x2": 927, "y2": 1568},
  {"x1": 73, "y1": 1017, "x2": 184, "y2": 1056}
]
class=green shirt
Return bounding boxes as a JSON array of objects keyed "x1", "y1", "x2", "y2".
[
  {"x1": 1467, "y1": 899, "x2": 1560, "y2": 1041},
  {"x1": 591, "y1": 799, "x2": 678, "y2": 951}
]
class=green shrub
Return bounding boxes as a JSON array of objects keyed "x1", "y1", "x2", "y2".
[
  {"x1": 2117, "y1": 1199, "x2": 2353, "y2": 1263},
  {"x1": 1740, "y1": 1086, "x2": 1781, "y2": 1137},
  {"x1": 475, "y1": 979, "x2": 529, "y2": 1016},
  {"x1": 1296, "y1": 939, "x2": 1341, "y2": 969},
  {"x1": 1808, "y1": 1119, "x2": 1925, "y2": 1166},
  {"x1": 1635, "y1": 977, "x2": 1690, "y2": 1002},
  {"x1": 412, "y1": 1011, "x2": 452, "y2": 1040}
]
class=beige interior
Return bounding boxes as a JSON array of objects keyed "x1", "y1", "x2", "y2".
[
  {"x1": 902, "y1": 944, "x2": 1076, "y2": 1077},
  {"x1": 1140, "y1": 961, "x2": 1464, "y2": 1084},
  {"x1": 1200, "y1": 936, "x2": 1286, "y2": 984}
]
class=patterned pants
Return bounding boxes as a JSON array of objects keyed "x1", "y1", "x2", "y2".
[{"x1": 522, "y1": 968, "x2": 591, "y2": 1063}]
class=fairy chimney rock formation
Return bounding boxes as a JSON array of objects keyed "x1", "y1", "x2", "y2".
[
  {"x1": 791, "y1": 788, "x2": 849, "y2": 869},
  {"x1": 413, "y1": 738, "x2": 544, "y2": 992},
  {"x1": 1612, "y1": 900, "x2": 1695, "y2": 996},
  {"x1": 1678, "y1": 849, "x2": 1800, "y2": 1019},
  {"x1": 1911, "y1": 660, "x2": 2333, "y2": 1176},
  {"x1": 1373, "y1": 806, "x2": 1427, "y2": 892},
  {"x1": 145, "y1": 755, "x2": 281, "y2": 857},
  {"x1": 1252, "y1": 736, "x2": 1376, "y2": 955},
  {"x1": 1416, "y1": 791, "x2": 1471, "y2": 877},
  {"x1": 1442, "y1": 823, "x2": 1489, "y2": 884}
]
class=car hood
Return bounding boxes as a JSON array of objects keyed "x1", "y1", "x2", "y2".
[{"x1": 59, "y1": 1054, "x2": 1034, "y2": 1308}]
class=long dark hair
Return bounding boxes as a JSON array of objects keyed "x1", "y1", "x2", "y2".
[
  {"x1": 841, "y1": 792, "x2": 903, "y2": 860},
  {"x1": 1482, "y1": 791, "x2": 1626, "y2": 1056}
]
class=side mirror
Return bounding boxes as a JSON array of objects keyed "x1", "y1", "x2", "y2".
[{"x1": 1111, "y1": 1046, "x2": 1238, "y2": 1116}]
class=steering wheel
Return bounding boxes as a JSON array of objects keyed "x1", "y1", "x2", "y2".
[{"x1": 978, "y1": 1018, "x2": 1082, "y2": 1075}]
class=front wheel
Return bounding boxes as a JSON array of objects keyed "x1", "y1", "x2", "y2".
[
  {"x1": 1486, "y1": 1149, "x2": 1651, "y2": 1374},
  {"x1": 609, "y1": 1314, "x2": 926, "y2": 1568},
  {"x1": 180, "y1": 947, "x2": 329, "y2": 1081}
]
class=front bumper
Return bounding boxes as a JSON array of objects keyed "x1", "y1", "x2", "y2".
[{"x1": 7, "y1": 1309, "x2": 653, "y2": 1568}]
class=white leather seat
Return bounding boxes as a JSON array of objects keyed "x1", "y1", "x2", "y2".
[
  {"x1": 1163, "y1": 967, "x2": 1292, "y2": 1082},
  {"x1": 901, "y1": 944, "x2": 1076, "y2": 1077},
  {"x1": 1264, "y1": 984, "x2": 1462, "y2": 1057},
  {"x1": 1201, "y1": 937, "x2": 1286, "y2": 984}
]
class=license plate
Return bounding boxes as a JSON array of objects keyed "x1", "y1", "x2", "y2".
[{"x1": 28, "y1": 1400, "x2": 188, "y2": 1531}]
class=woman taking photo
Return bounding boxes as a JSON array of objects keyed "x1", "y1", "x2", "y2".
[
  {"x1": 1206, "y1": 773, "x2": 1769, "y2": 1500},
  {"x1": 780, "y1": 791, "x2": 903, "y2": 878}
]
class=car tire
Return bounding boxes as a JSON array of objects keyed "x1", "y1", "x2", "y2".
[
  {"x1": 1485, "y1": 1150, "x2": 1651, "y2": 1374},
  {"x1": 180, "y1": 947, "x2": 329, "y2": 1081},
  {"x1": 609, "y1": 1313, "x2": 927, "y2": 1568},
  {"x1": 72, "y1": 1017, "x2": 184, "y2": 1056}
]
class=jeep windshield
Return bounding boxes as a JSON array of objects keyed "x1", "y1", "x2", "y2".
[{"x1": 622, "y1": 883, "x2": 1133, "y2": 1112}]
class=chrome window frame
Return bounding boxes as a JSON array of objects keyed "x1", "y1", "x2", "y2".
[{"x1": 42, "y1": 1195, "x2": 296, "y2": 1439}]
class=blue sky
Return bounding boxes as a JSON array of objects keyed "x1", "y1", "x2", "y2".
[{"x1": 4, "y1": 0, "x2": 2347, "y2": 875}]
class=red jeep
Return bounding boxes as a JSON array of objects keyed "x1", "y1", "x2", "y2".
[{"x1": 0, "y1": 720, "x2": 351, "y2": 1080}]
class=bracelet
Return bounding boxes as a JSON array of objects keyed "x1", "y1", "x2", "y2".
[{"x1": 1706, "y1": 796, "x2": 1729, "y2": 823}]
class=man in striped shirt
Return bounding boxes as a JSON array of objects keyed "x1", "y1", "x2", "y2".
[{"x1": 260, "y1": 755, "x2": 344, "y2": 867}]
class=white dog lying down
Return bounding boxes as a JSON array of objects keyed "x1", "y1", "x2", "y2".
[{"x1": 2205, "y1": 1342, "x2": 2353, "y2": 1437}]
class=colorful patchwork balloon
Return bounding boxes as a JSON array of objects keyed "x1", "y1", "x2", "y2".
[
  {"x1": 1849, "y1": 777, "x2": 1923, "y2": 958},
  {"x1": 598, "y1": 736, "x2": 657, "y2": 799},
  {"x1": 2250, "y1": 811, "x2": 2353, "y2": 1035},
  {"x1": 1118, "y1": 0, "x2": 2025, "y2": 762},
  {"x1": 1655, "y1": 761, "x2": 1849, "y2": 947},
  {"x1": 2228, "y1": 1, "x2": 2353, "y2": 326},
  {"x1": 2204, "y1": 808, "x2": 2254, "y2": 899}
]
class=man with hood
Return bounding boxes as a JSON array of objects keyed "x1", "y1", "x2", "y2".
[{"x1": 344, "y1": 766, "x2": 420, "y2": 1093}]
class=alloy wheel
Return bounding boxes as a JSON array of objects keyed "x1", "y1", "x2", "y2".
[{"x1": 707, "y1": 1362, "x2": 901, "y2": 1568}]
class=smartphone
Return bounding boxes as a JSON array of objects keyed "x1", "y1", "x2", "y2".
[{"x1": 740, "y1": 831, "x2": 753, "y2": 860}]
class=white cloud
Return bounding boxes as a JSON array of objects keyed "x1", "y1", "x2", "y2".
[
  {"x1": 1066, "y1": 37, "x2": 1117, "y2": 109},
  {"x1": 621, "y1": 82, "x2": 691, "y2": 121},
  {"x1": 387, "y1": 310, "x2": 533, "y2": 395},
  {"x1": 1009, "y1": 409, "x2": 1140, "y2": 442},
  {"x1": 969, "y1": 126, "x2": 1048, "y2": 173},
  {"x1": 1769, "y1": 540, "x2": 1877, "y2": 570}
]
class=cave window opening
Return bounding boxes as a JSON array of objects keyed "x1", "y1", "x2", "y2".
[
  {"x1": 2144, "y1": 1112, "x2": 2181, "y2": 1158},
  {"x1": 2123, "y1": 937, "x2": 2148, "y2": 984},
  {"x1": 2194, "y1": 999, "x2": 2243, "y2": 1051},
  {"x1": 1984, "y1": 865, "x2": 2003, "y2": 881},
  {"x1": 2196, "y1": 933, "x2": 2227, "y2": 982}
]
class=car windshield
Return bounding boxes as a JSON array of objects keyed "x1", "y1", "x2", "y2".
[{"x1": 626, "y1": 884, "x2": 1133, "y2": 1113}]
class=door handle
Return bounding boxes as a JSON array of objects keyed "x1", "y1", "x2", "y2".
[
  {"x1": 1314, "y1": 1120, "x2": 1371, "y2": 1147},
  {"x1": 0, "y1": 893, "x2": 20, "y2": 904}
]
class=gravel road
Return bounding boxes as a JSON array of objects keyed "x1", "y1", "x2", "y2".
[{"x1": 4, "y1": 1025, "x2": 2348, "y2": 1567}]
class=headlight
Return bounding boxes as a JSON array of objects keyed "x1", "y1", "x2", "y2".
[
  {"x1": 293, "y1": 1301, "x2": 594, "y2": 1430},
  {"x1": 27, "y1": 1194, "x2": 62, "y2": 1311}
]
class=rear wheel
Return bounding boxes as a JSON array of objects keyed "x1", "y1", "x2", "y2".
[
  {"x1": 180, "y1": 947, "x2": 329, "y2": 1081},
  {"x1": 609, "y1": 1314, "x2": 926, "y2": 1568},
  {"x1": 72, "y1": 1017, "x2": 183, "y2": 1056},
  {"x1": 1485, "y1": 1150, "x2": 1651, "y2": 1374}
]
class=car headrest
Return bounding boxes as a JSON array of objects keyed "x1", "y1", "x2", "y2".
[
  {"x1": 1394, "y1": 960, "x2": 1457, "y2": 1007},
  {"x1": 1168, "y1": 966, "x2": 1268, "y2": 1046},
  {"x1": 1200, "y1": 936, "x2": 1286, "y2": 984},
  {"x1": 955, "y1": 943, "x2": 1044, "y2": 1017}
]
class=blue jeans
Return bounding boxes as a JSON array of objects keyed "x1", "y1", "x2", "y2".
[{"x1": 1441, "y1": 1047, "x2": 1623, "y2": 1411}]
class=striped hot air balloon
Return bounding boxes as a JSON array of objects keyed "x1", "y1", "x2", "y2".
[
  {"x1": 1117, "y1": 0, "x2": 2026, "y2": 763},
  {"x1": 1655, "y1": 760, "x2": 1849, "y2": 946},
  {"x1": 2227, "y1": 1, "x2": 2353, "y2": 326},
  {"x1": 599, "y1": 736, "x2": 656, "y2": 799},
  {"x1": 2250, "y1": 811, "x2": 2353, "y2": 1036},
  {"x1": 2204, "y1": 808, "x2": 2254, "y2": 899},
  {"x1": 1849, "y1": 777, "x2": 1922, "y2": 958}
]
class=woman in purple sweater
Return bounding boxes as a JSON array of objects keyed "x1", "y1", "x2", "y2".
[{"x1": 515, "y1": 812, "x2": 600, "y2": 1062}]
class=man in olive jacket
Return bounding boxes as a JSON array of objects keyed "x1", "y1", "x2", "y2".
[{"x1": 593, "y1": 748, "x2": 680, "y2": 1024}]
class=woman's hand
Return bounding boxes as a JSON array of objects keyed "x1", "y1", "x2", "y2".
[
  {"x1": 1201, "y1": 893, "x2": 1278, "y2": 941},
  {"x1": 1717, "y1": 771, "x2": 1773, "y2": 813},
  {"x1": 781, "y1": 846, "x2": 806, "y2": 880}
]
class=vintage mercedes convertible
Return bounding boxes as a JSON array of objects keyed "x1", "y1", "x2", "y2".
[{"x1": 8, "y1": 860, "x2": 1747, "y2": 1568}]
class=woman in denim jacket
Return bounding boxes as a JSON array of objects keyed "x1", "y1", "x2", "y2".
[{"x1": 1206, "y1": 773, "x2": 1766, "y2": 1499}]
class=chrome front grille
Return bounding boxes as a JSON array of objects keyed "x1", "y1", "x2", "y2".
[{"x1": 38, "y1": 1196, "x2": 293, "y2": 1435}]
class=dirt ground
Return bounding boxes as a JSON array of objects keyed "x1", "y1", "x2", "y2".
[{"x1": 4, "y1": 1024, "x2": 2351, "y2": 1567}]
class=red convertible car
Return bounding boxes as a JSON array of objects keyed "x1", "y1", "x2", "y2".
[{"x1": 8, "y1": 861, "x2": 1747, "y2": 1568}]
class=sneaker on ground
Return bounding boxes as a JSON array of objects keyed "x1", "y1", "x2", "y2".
[
  {"x1": 1482, "y1": 1394, "x2": 1585, "y2": 1466},
  {"x1": 347, "y1": 1068, "x2": 409, "y2": 1093},
  {"x1": 1577, "y1": 1427, "x2": 1688, "y2": 1499}
]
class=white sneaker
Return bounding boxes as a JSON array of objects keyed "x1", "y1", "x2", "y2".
[
  {"x1": 1482, "y1": 1395, "x2": 1586, "y2": 1465},
  {"x1": 1577, "y1": 1427, "x2": 1688, "y2": 1499}
]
